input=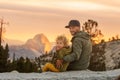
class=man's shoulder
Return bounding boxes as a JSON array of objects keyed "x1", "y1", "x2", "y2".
[
  {"x1": 72, "y1": 37, "x2": 82, "y2": 43},
  {"x1": 72, "y1": 31, "x2": 90, "y2": 42}
]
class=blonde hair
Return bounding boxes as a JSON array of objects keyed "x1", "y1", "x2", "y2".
[{"x1": 56, "y1": 35, "x2": 69, "y2": 47}]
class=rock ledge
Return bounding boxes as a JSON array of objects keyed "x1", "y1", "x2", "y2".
[{"x1": 0, "y1": 69, "x2": 120, "y2": 80}]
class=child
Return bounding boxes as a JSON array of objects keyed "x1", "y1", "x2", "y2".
[{"x1": 42, "y1": 35, "x2": 71, "y2": 72}]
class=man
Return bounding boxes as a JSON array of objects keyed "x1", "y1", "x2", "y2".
[{"x1": 56, "y1": 20, "x2": 92, "y2": 70}]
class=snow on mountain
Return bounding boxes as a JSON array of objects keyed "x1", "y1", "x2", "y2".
[{"x1": 9, "y1": 34, "x2": 51, "y2": 59}]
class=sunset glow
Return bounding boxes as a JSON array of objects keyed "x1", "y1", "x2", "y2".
[{"x1": 0, "y1": 0, "x2": 120, "y2": 42}]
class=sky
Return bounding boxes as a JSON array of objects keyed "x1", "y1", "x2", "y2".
[{"x1": 0, "y1": 0, "x2": 120, "y2": 42}]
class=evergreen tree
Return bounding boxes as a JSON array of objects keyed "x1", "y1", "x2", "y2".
[
  {"x1": 4, "y1": 44, "x2": 9, "y2": 68},
  {"x1": 24, "y1": 57, "x2": 32, "y2": 72},
  {"x1": 13, "y1": 53, "x2": 15, "y2": 62},
  {"x1": 0, "y1": 44, "x2": 9, "y2": 72},
  {"x1": 17, "y1": 57, "x2": 25, "y2": 72},
  {"x1": 0, "y1": 46, "x2": 4, "y2": 72},
  {"x1": 0, "y1": 18, "x2": 9, "y2": 72},
  {"x1": 6, "y1": 60, "x2": 13, "y2": 72},
  {"x1": 12, "y1": 53, "x2": 17, "y2": 70}
]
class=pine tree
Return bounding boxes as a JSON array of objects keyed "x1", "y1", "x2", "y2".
[
  {"x1": 24, "y1": 57, "x2": 32, "y2": 72},
  {"x1": 0, "y1": 18, "x2": 9, "y2": 72},
  {"x1": 17, "y1": 57, "x2": 25, "y2": 72},
  {"x1": 13, "y1": 53, "x2": 15, "y2": 62},
  {"x1": 0, "y1": 46, "x2": 4, "y2": 72},
  {"x1": 12, "y1": 53, "x2": 17, "y2": 70},
  {"x1": 4, "y1": 44, "x2": 9, "y2": 63},
  {"x1": 0, "y1": 44, "x2": 9, "y2": 72},
  {"x1": 31, "y1": 61, "x2": 38, "y2": 72},
  {"x1": 4, "y1": 44, "x2": 9, "y2": 71}
]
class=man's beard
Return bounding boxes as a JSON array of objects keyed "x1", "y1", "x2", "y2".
[{"x1": 70, "y1": 31, "x2": 78, "y2": 36}]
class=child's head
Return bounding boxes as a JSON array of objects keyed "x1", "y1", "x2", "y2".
[{"x1": 56, "y1": 35, "x2": 69, "y2": 51}]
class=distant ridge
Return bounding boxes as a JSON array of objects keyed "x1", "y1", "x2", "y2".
[{"x1": 8, "y1": 33, "x2": 51, "y2": 59}]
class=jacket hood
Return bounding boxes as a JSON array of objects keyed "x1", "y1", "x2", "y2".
[{"x1": 73, "y1": 31, "x2": 91, "y2": 40}]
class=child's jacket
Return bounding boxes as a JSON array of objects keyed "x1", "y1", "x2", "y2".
[{"x1": 51, "y1": 47, "x2": 71, "y2": 72}]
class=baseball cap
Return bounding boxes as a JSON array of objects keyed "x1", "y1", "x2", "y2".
[{"x1": 65, "y1": 20, "x2": 80, "y2": 28}]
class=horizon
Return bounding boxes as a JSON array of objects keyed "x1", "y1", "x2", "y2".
[{"x1": 0, "y1": 0, "x2": 120, "y2": 42}]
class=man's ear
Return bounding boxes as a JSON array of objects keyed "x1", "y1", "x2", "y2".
[{"x1": 77, "y1": 27, "x2": 80, "y2": 31}]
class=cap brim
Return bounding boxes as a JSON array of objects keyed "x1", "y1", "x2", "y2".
[{"x1": 65, "y1": 26, "x2": 69, "y2": 28}]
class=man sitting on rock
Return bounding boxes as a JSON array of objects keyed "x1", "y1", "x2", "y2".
[{"x1": 56, "y1": 20, "x2": 92, "y2": 70}]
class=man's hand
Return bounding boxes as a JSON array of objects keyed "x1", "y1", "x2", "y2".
[{"x1": 56, "y1": 59, "x2": 63, "y2": 68}]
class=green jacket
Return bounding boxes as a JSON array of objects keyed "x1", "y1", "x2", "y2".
[
  {"x1": 51, "y1": 47, "x2": 71, "y2": 72},
  {"x1": 63, "y1": 31, "x2": 92, "y2": 70}
]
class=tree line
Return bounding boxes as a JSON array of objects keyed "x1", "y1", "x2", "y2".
[{"x1": 0, "y1": 19, "x2": 120, "y2": 72}]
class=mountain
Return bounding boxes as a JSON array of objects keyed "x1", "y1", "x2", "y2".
[
  {"x1": 9, "y1": 45, "x2": 41, "y2": 59},
  {"x1": 25, "y1": 33, "x2": 51, "y2": 53},
  {"x1": 9, "y1": 34, "x2": 51, "y2": 59}
]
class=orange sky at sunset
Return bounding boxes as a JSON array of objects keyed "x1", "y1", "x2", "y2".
[{"x1": 0, "y1": 0, "x2": 120, "y2": 42}]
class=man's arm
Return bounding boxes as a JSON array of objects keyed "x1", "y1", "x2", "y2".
[{"x1": 63, "y1": 38, "x2": 82, "y2": 62}]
